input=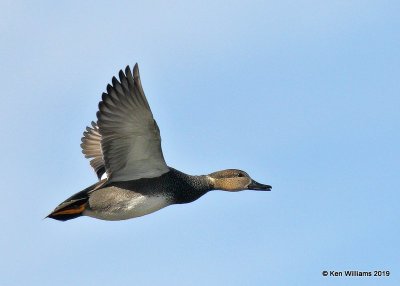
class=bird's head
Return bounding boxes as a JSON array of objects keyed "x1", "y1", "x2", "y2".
[{"x1": 207, "y1": 169, "x2": 271, "y2": 192}]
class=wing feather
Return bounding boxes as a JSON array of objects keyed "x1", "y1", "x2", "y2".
[
  {"x1": 80, "y1": 121, "x2": 106, "y2": 179},
  {"x1": 96, "y1": 64, "x2": 169, "y2": 182}
]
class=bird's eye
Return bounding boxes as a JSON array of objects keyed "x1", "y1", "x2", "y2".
[{"x1": 238, "y1": 173, "x2": 244, "y2": 177}]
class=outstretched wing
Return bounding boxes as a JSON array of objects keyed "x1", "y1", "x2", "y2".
[
  {"x1": 80, "y1": 121, "x2": 106, "y2": 180},
  {"x1": 96, "y1": 64, "x2": 169, "y2": 182}
]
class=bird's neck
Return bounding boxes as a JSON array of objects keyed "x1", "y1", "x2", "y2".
[{"x1": 168, "y1": 168, "x2": 213, "y2": 203}]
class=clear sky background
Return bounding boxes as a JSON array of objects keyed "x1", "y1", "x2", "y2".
[{"x1": 1, "y1": 1, "x2": 399, "y2": 285}]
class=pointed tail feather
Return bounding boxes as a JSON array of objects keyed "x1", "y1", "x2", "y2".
[{"x1": 46, "y1": 199, "x2": 87, "y2": 221}]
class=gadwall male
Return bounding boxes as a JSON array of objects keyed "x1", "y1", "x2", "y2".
[{"x1": 48, "y1": 64, "x2": 271, "y2": 221}]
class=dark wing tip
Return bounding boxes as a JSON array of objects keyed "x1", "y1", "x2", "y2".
[
  {"x1": 118, "y1": 69, "x2": 125, "y2": 80},
  {"x1": 96, "y1": 110, "x2": 102, "y2": 120},
  {"x1": 111, "y1": 76, "x2": 119, "y2": 86},
  {"x1": 103, "y1": 90, "x2": 110, "y2": 100},
  {"x1": 133, "y1": 63, "x2": 140, "y2": 78},
  {"x1": 125, "y1": 65, "x2": 131, "y2": 75}
]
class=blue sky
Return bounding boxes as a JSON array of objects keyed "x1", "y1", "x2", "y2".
[{"x1": 1, "y1": 1, "x2": 399, "y2": 285}]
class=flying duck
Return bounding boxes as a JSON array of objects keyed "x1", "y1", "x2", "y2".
[{"x1": 48, "y1": 64, "x2": 271, "y2": 221}]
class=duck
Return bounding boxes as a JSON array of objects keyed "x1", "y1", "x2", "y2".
[{"x1": 47, "y1": 64, "x2": 271, "y2": 221}]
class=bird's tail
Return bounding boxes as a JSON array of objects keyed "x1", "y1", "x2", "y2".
[
  {"x1": 46, "y1": 198, "x2": 87, "y2": 221},
  {"x1": 46, "y1": 180, "x2": 105, "y2": 221}
]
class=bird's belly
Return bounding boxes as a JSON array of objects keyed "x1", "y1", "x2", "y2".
[{"x1": 83, "y1": 187, "x2": 171, "y2": 221}]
